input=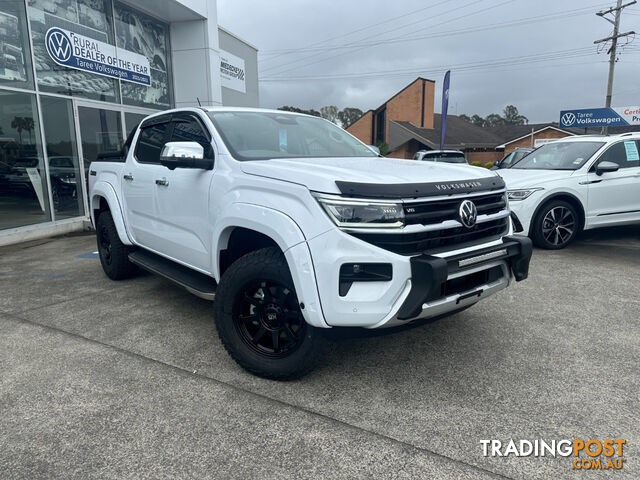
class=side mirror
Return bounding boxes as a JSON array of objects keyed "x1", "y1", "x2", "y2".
[
  {"x1": 367, "y1": 145, "x2": 380, "y2": 155},
  {"x1": 595, "y1": 160, "x2": 619, "y2": 176},
  {"x1": 160, "y1": 141, "x2": 213, "y2": 170}
]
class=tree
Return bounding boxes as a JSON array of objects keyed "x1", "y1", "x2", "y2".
[
  {"x1": 337, "y1": 107, "x2": 363, "y2": 128},
  {"x1": 502, "y1": 105, "x2": 528, "y2": 125},
  {"x1": 470, "y1": 114, "x2": 485, "y2": 127},
  {"x1": 484, "y1": 113, "x2": 506, "y2": 127},
  {"x1": 277, "y1": 106, "x2": 321, "y2": 117},
  {"x1": 320, "y1": 105, "x2": 339, "y2": 124},
  {"x1": 11, "y1": 116, "x2": 27, "y2": 145},
  {"x1": 459, "y1": 106, "x2": 528, "y2": 127}
]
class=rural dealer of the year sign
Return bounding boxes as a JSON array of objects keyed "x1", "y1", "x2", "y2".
[{"x1": 45, "y1": 27, "x2": 151, "y2": 86}]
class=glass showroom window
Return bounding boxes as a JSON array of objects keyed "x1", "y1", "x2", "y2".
[
  {"x1": 115, "y1": 1, "x2": 173, "y2": 109},
  {"x1": 28, "y1": 0, "x2": 119, "y2": 103},
  {"x1": 0, "y1": 0, "x2": 35, "y2": 89},
  {"x1": 40, "y1": 96, "x2": 84, "y2": 219},
  {"x1": 0, "y1": 91, "x2": 51, "y2": 230}
]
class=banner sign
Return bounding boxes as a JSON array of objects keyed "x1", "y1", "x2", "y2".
[
  {"x1": 45, "y1": 27, "x2": 150, "y2": 86},
  {"x1": 559, "y1": 107, "x2": 640, "y2": 128},
  {"x1": 220, "y1": 50, "x2": 246, "y2": 93},
  {"x1": 439, "y1": 70, "x2": 450, "y2": 150}
]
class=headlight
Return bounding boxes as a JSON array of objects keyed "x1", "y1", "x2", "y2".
[
  {"x1": 316, "y1": 197, "x2": 404, "y2": 228},
  {"x1": 507, "y1": 188, "x2": 543, "y2": 201}
]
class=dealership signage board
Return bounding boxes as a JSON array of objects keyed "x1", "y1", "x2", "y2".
[
  {"x1": 220, "y1": 50, "x2": 246, "y2": 93},
  {"x1": 559, "y1": 107, "x2": 640, "y2": 128},
  {"x1": 44, "y1": 27, "x2": 150, "y2": 86}
]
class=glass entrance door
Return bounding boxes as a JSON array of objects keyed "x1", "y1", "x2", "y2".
[{"x1": 75, "y1": 104, "x2": 124, "y2": 206}]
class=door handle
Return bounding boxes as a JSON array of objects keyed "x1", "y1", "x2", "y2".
[
  {"x1": 155, "y1": 177, "x2": 169, "y2": 186},
  {"x1": 123, "y1": 174, "x2": 133, "y2": 181}
]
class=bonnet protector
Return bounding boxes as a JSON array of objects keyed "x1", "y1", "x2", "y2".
[{"x1": 335, "y1": 176, "x2": 505, "y2": 199}]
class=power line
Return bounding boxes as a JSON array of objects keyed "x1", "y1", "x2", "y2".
[
  {"x1": 259, "y1": 0, "x2": 452, "y2": 60},
  {"x1": 594, "y1": 0, "x2": 637, "y2": 133},
  {"x1": 261, "y1": 47, "x2": 597, "y2": 82},
  {"x1": 261, "y1": 3, "x2": 610, "y2": 56},
  {"x1": 260, "y1": 0, "x2": 514, "y2": 76}
]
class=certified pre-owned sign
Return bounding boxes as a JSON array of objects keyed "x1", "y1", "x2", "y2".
[
  {"x1": 559, "y1": 107, "x2": 640, "y2": 128},
  {"x1": 45, "y1": 27, "x2": 151, "y2": 86}
]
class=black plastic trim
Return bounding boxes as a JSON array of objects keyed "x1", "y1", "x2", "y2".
[
  {"x1": 339, "y1": 263, "x2": 392, "y2": 296},
  {"x1": 510, "y1": 211, "x2": 523, "y2": 233},
  {"x1": 396, "y1": 236, "x2": 532, "y2": 320},
  {"x1": 335, "y1": 176, "x2": 505, "y2": 199}
]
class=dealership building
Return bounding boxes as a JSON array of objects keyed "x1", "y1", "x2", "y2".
[{"x1": 0, "y1": 0, "x2": 258, "y2": 245}]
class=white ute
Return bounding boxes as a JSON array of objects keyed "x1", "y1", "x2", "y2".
[{"x1": 89, "y1": 107, "x2": 532, "y2": 379}]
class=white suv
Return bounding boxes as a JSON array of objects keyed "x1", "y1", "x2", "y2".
[
  {"x1": 89, "y1": 107, "x2": 532, "y2": 379},
  {"x1": 498, "y1": 133, "x2": 640, "y2": 249}
]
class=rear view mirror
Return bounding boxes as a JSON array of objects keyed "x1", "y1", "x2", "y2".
[
  {"x1": 595, "y1": 161, "x2": 619, "y2": 176},
  {"x1": 160, "y1": 142, "x2": 213, "y2": 170}
]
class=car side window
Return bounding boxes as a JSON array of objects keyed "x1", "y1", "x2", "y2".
[
  {"x1": 170, "y1": 117, "x2": 210, "y2": 147},
  {"x1": 135, "y1": 122, "x2": 169, "y2": 164},
  {"x1": 597, "y1": 141, "x2": 640, "y2": 169}
]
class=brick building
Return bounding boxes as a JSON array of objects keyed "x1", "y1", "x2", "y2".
[{"x1": 346, "y1": 77, "x2": 640, "y2": 165}]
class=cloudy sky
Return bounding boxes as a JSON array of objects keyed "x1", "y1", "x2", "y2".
[{"x1": 218, "y1": 0, "x2": 640, "y2": 123}]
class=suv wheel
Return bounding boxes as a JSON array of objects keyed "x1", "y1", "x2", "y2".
[
  {"x1": 96, "y1": 211, "x2": 138, "y2": 280},
  {"x1": 214, "y1": 247, "x2": 327, "y2": 380},
  {"x1": 531, "y1": 200, "x2": 579, "y2": 249}
]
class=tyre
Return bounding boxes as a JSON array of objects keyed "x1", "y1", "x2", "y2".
[
  {"x1": 530, "y1": 200, "x2": 579, "y2": 249},
  {"x1": 96, "y1": 211, "x2": 138, "y2": 280},
  {"x1": 213, "y1": 247, "x2": 327, "y2": 380}
]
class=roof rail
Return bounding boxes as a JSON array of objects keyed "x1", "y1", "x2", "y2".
[{"x1": 618, "y1": 132, "x2": 637, "y2": 137}]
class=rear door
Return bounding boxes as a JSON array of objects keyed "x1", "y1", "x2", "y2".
[
  {"x1": 152, "y1": 112, "x2": 215, "y2": 272},
  {"x1": 121, "y1": 115, "x2": 171, "y2": 250},
  {"x1": 586, "y1": 140, "x2": 640, "y2": 227}
]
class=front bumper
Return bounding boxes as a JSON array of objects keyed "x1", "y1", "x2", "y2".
[
  {"x1": 307, "y1": 227, "x2": 532, "y2": 328},
  {"x1": 394, "y1": 236, "x2": 532, "y2": 322}
]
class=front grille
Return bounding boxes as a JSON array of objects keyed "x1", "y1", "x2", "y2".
[
  {"x1": 351, "y1": 217, "x2": 509, "y2": 255},
  {"x1": 441, "y1": 265, "x2": 504, "y2": 297},
  {"x1": 404, "y1": 193, "x2": 506, "y2": 226}
]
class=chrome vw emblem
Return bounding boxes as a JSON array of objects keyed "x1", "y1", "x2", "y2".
[
  {"x1": 45, "y1": 28, "x2": 72, "y2": 63},
  {"x1": 458, "y1": 200, "x2": 477, "y2": 228},
  {"x1": 561, "y1": 112, "x2": 576, "y2": 126}
]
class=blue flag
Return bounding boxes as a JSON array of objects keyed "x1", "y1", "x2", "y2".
[{"x1": 439, "y1": 70, "x2": 451, "y2": 151}]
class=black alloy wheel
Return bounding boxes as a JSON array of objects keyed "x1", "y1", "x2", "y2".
[
  {"x1": 234, "y1": 280, "x2": 306, "y2": 358},
  {"x1": 213, "y1": 247, "x2": 327, "y2": 380}
]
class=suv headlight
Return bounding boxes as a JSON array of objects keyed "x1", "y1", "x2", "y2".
[
  {"x1": 316, "y1": 197, "x2": 404, "y2": 228},
  {"x1": 507, "y1": 188, "x2": 543, "y2": 201}
]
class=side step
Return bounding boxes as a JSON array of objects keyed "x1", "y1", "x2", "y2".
[{"x1": 128, "y1": 250, "x2": 217, "y2": 301}]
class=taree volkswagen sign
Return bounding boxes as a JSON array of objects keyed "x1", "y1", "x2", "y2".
[
  {"x1": 559, "y1": 107, "x2": 640, "y2": 128},
  {"x1": 45, "y1": 27, "x2": 151, "y2": 86}
]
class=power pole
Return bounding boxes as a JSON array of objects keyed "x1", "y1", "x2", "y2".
[{"x1": 594, "y1": 0, "x2": 636, "y2": 134}]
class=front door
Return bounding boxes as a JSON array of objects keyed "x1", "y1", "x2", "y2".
[
  {"x1": 152, "y1": 112, "x2": 214, "y2": 273},
  {"x1": 120, "y1": 115, "x2": 171, "y2": 251},
  {"x1": 586, "y1": 140, "x2": 640, "y2": 227}
]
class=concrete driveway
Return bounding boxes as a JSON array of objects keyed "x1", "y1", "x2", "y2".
[{"x1": 1, "y1": 226, "x2": 638, "y2": 479}]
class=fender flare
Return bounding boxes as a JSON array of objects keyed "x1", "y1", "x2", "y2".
[
  {"x1": 213, "y1": 203, "x2": 328, "y2": 328},
  {"x1": 90, "y1": 181, "x2": 133, "y2": 245}
]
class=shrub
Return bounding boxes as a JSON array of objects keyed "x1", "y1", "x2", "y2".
[
  {"x1": 470, "y1": 161, "x2": 482, "y2": 167},
  {"x1": 484, "y1": 162, "x2": 494, "y2": 169}
]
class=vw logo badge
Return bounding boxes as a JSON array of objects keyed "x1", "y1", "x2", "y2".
[
  {"x1": 45, "y1": 28, "x2": 72, "y2": 63},
  {"x1": 458, "y1": 200, "x2": 477, "y2": 228},
  {"x1": 561, "y1": 112, "x2": 576, "y2": 126}
]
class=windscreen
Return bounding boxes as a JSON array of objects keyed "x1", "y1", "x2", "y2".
[
  {"x1": 208, "y1": 111, "x2": 378, "y2": 161},
  {"x1": 513, "y1": 141, "x2": 604, "y2": 170},
  {"x1": 422, "y1": 152, "x2": 467, "y2": 163}
]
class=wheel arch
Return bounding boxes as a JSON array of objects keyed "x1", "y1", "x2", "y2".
[
  {"x1": 531, "y1": 191, "x2": 586, "y2": 233},
  {"x1": 90, "y1": 181, "x2": 132, "y2": 245},
  {"x1": 213, "y1": 204, "x2": 328, "y2": 328}
]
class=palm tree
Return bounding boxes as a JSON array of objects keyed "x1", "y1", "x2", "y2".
[{"x1": 11, "y1": 116, "x2": 26, "y2": 145}]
